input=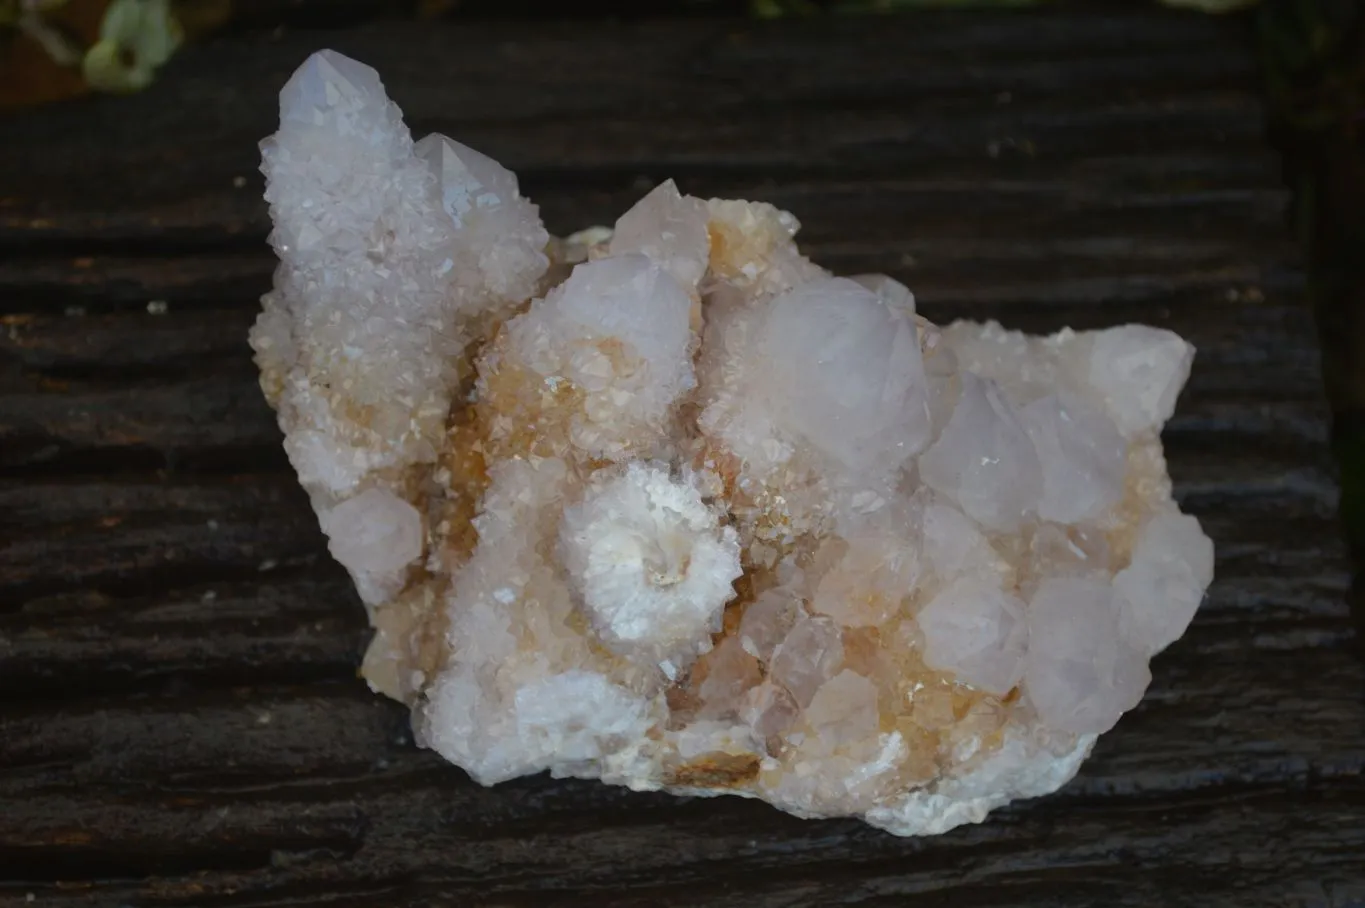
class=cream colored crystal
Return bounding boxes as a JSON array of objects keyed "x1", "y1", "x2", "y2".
[{"x1": 253, "y1": 51, "x2": 1216, "y2": 837}]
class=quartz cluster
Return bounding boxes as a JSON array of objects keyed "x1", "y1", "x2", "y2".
[{"x1": 252, "y1": 50, "x2": 1215, "y2": 835}]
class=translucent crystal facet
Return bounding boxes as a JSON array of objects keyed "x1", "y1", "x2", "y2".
[
  {"x1": 253, "y1": 50, "x2": 1215, "y2": 839},
  {"x1": 748, "y1": 276, "x2": 933, "y2": 477},
  {"x1": 917, "y1": 577, "x2": 1027, "y2": 696},
  {"x1": 919, "y1": 374, "x2": 1043, "y2": 531},
  {"x1": 1024, "y1": 577, "x2": 1150, "y2": 734}
]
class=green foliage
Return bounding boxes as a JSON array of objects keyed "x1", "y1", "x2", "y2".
[{"x1": 82, "y1": 0, "x2": 182, "y2": 93}]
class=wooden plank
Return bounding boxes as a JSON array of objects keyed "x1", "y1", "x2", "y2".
[
  {"x1": 2, "y1": 783, "x2": 1362, "y2": 906},
  {"x1": 0, "y1": 11, "x2": 1270, "y2": 248},
  {"x1": 0, "y1": 6, "x2": 1359, "y2": 907},
  {"x1": 0, "y1": 478, "x2": 323, "y2": 602},
  {"x1": 0, "y1": 576, "x2": 364, "y2": 697}
]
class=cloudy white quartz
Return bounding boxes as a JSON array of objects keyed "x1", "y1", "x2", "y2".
[
  {"x1": 255, "y1": 49, "x2": 1216, "y2": 840},
  {"x1": 560, "y1": 463, "x2": 743, "y2": 673}
]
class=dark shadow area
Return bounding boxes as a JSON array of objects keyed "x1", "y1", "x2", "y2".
[{"x1": 1260, "y1": 0, "x2": 1365, "y2": 654}]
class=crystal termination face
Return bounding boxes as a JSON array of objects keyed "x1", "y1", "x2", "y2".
[{"x1": 251, "y1": 50, "x2": 1215, "y2": 836}]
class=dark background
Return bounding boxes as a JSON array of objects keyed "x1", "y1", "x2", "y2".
[{"x1": 1, "y1": 1, "x2": 1363, "y2": 906}]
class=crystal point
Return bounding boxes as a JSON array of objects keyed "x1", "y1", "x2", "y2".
[{"x1": 280, "y1": 49, "x2": 385, "y2": 128}]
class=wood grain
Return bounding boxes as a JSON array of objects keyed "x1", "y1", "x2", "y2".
[{"x1": 0, "y1": 7, "x2": 1361, "y2": 907}]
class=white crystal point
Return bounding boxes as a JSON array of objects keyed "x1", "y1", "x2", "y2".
[
  {"x1": 608, "y1": 180, "x2": 710, "y2": 292},
  {"x1": 919, "y1": 374, "x2": 1043, "y2": 531},
  {"x1": 552, "y1": 256, "x2": 692, "y2": 379},
  {"x1": 560, "y1": 462, "x2": 742, "y2": 669},
  {"x1": 279, "y1": 49, "x2": 387, "y2": 131},
  {"x1": 415, "y1": 133, "x2": 549, "y2": 306},
  {"x1": 322, "y1": 486, "x2": 423, "y2": 573},
  {"x1": 917, "y1": 576, "x2": 1027, "y2": 696},
  {"x1": 504, "y1": 254, "x2": 695, "y2": 459},
  {"x1": 1115, "y1": 511, "x2": 1214, "y2": 656},
  {"x1": 1085, "y1": 325, "x2": 1195, "y2": 437},
  {"x1": 1024, "y1": 577, "x2": 1150, "y2": 734},
  {"x1": 255, "y1": 50, "x2": 550, "y2": 511},
  {"x1": 1021, "y1": 393, "x2": 1126, "y2": 525},
  {"x1": 319, "y1": 487, "x2": 423, "y2": 605},
  {"x1": 416, "y1": 133, "x2": 519, "y2": 221},
  {"x1": 850, "y1": 273, "x2": 916, "y2": 314},
  {"x1": 756, "y1": 276, "x2": 933, "y2": 475}
]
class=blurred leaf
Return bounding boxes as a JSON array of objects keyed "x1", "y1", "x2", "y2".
[
  {"x1": 17, "y1": 9, "x2": 83, "y2": 62},
  {"x1": 82, "y1": 0, "x2": 182, "y2": 93}
]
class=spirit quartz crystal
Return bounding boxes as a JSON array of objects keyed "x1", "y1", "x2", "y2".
[{"x1": 251, "y1": 50, "x2": 1215, "y2": 835}]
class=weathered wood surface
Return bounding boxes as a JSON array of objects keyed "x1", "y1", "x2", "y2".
[{"x1": 1, "y1": 8, "x2": 1362, "y2": 907}]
